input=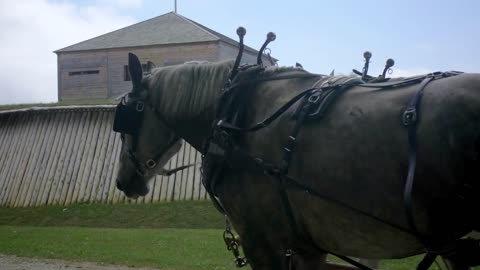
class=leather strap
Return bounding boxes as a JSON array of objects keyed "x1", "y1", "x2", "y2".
[
  {"x1": 402, "y1": 76, "x2": 438, "y2": 270},
  {"x1": 218, "y1": 87, "x2": 318, "y2": 133},
  {"x1": 402, "y1": 76, "x2": 435, "y2": 243}
]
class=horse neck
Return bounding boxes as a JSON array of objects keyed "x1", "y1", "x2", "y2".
[
  {"x1": 152, "y1": 62, "x2": 231, "y2": 152},
  {"x1": 171, "y1": 106, "x2": 217, "y2": 152}
]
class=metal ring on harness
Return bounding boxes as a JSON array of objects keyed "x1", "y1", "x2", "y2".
[
  {"x1": 136, "y1": 101, "x2": 144, "y2": 112},
  {"x1": 145, "y1": 159, "x2": 156, "y2": 169},
  {"x1": 402, "y1": 108, "x2": 417, "y2": 126}
]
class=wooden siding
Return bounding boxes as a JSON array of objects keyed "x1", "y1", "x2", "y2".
[
  {"x1": 57, "y1": 41, "x2": 270, "y2": 101},
  {"x1": 0, "y1": 106, "x2": 206, "y2": 207},
  {"x1": 58, "y1": 52, "x2": 109, "y2": 101},
  {"x1": 57, "y1": 42, "x2": 219, "y2": 101},
  {"x1": 107, "y1": 43, "x2": 218, "y2": 97}
]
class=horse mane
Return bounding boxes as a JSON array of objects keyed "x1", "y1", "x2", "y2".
[
  {"x1": 146, "y1": 60, "x2": 234, "y2": 120},
  {"x1": 146, "y1": 60, "x2": 316, "y2": 121},
  {"x1": 233, "y1": 64, "x2": 316, "y2": 84}
]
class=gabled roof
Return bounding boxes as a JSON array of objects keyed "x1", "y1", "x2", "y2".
[{"x1": 55, "y1": 12, "x2": 259, "y2": 54}]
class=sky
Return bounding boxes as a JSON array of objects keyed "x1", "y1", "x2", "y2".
[{"x1": 0, "y1": 0, "x2": 478, "y2": 105}]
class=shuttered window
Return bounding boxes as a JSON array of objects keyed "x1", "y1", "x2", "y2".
[{"x1": 68, "y1": 70, "x2": 99, "y2": 76}]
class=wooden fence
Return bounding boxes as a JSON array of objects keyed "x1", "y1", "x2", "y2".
[
  {"x1": 0, "y1": 106, "x2": 207, "y2": 207},
  {"x1": 0, "y1": 106, "x2": 382, "y2": 269}
]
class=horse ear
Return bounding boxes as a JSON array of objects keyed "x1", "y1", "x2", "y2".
[
  {"x1": 146, "y1": 61, "x2": 156, "y2": 72},
  {"x1": 128, "y1": 53, "x2": 143, "y2": 91}
]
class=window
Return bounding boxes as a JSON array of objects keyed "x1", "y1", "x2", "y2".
[
  {"x1": 68, "y1": 70, "x2": 99, "y2": 76},
  {"x1": 124, "y1": 64, "x2": 149, "y2": 81}
]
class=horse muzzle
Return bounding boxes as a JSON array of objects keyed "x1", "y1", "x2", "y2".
[{"x1": 116, "y1": 178, "x2": 149, "y2": 199}]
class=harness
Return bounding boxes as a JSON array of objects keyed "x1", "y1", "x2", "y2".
[
  {"x1": 199, "y1": 27, "x2": 480, "y2": 270},
  {"x1": 201, "y1": 63, "x2": 474, "y2": 269}
]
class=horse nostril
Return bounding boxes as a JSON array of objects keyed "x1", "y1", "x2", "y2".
[{"x1": 116, "y1": 180, "x2": 124, "y2": 191}]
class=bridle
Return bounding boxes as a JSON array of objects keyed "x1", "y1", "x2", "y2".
[
  {"x1": 114, "y1": 94, "x2": 180, "y2": 177},
  {"x1": 120, "y1": 132, "x2": 179, "y2": 177}
]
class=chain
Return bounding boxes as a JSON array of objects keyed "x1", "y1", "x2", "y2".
[{"x1": 223, "y1": 215, "x2": 248, "y2": 267}]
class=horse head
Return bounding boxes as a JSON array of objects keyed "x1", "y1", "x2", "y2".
[{"x1": 114, "y1": 53, "x2": 182, "y2": 198}]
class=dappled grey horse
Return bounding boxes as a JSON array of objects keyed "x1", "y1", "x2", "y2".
[{"x1": 113, "y1": 51, "x2": 480, "y2": 270}]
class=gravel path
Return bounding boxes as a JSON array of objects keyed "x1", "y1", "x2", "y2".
[{"x1": 0, "y1": 254, "x2": 160, "y2": 270}]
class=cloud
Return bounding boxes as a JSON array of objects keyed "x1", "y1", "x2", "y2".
[
  {"x1": 0, "y1": 0, "x2": 139, "y2": 105},
  {"x1": 99, "y1": 0, "x2": 143, "y2": 10}
]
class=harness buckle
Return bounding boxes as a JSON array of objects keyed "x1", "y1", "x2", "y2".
[
  {"x1": 254, "y1": 158, "x2": 263, "y2": 165},
  {"x1": 403, "y1": 107, "x2": 417, "y2": 126},
  {"x1": 285, "y1": 249, "x2": 297, "y2": 270},
  {"x1": 223, "y1": 78, "x2": 232, "y2": 91},
  {"x1": 145, "y1": 159, "x2": 156, "y2": 169},
  {"x1": 234, "y1": 258, "x2": 248, "y2": 267},
  {"x1": 136, "y1": 101, "x2": 145, "y2": 112},
  {"x1": 285, "y1": 249, "x2": 296, "y2": 257},
  {"x1": 214, "y1": 129, "x2": 232, "y2": 150},
  {"x1": 307, "y1": 90, "x2": 322, "y2": 104}
]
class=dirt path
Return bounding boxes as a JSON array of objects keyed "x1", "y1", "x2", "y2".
[{"x1": 0, "y1": 254, "x2": 159, "y2": 270}]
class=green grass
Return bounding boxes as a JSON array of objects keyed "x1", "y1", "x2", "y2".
[
  {"x1": 0, "y1": 201, "x2": 477, "y2": 270},
  {"x1": 0, "y1": 99, "x2": 117, "y2": 111},
  {"x1": 0, "y1": 225, "x2": 231, "y2": 270},
  {"x1": 0, "y1": 225, "x2": 463, "y2": 270},
  {"x1": 0, "y1": 201, "x2": 231, "y2": 269},
  {"x1": 0, "y1": 201, "x2": 223, "y2": 229}
]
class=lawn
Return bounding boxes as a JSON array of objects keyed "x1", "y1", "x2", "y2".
[
  {"x1": 0, "y1": 201, "x2": 474, "y2": 270},
  {"x1": 0, "y1": 225, "x2": 231, "y2": 270},
  {"x1": 0, "y1": 201, "x2": 232, "y2": 270},
  {"x1": 0, "y1": 201, "x2": 223, "y2": 229}
]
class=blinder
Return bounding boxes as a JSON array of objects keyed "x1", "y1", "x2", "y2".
[{"x1": 113, "y1": 96, "x2": 144, "y2": 135}]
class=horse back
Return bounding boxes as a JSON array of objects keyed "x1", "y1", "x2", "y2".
[{"x1": 236, "y1": 73, "x2": 480, "y2": 257}]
